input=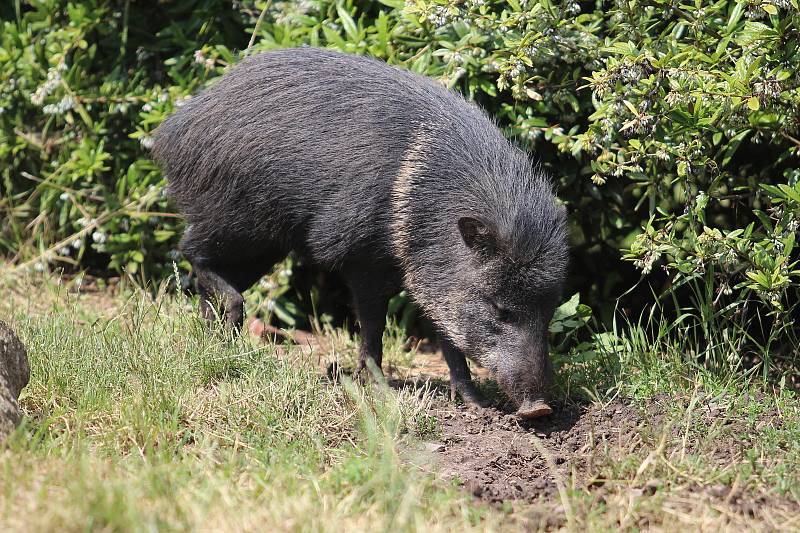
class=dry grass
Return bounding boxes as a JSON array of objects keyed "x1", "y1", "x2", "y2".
[
  {"x1": 0, "y1": 267, "x2": 507, "y2": 532},
  {"x1": 0, "y1": 266, "x2": 797, "y2": 531}
]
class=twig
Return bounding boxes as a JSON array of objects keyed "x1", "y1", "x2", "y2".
[
  {"x1": 21, "y1": 171, "x2": 105, "y2": 202},
  {"x1": 15, "y1": 189, "x2": 160, "y2": 272},
  {"x1": 246, "y1": 0, "x2": 274, "y2": 53},
  {"x1": 780, "y1": 131, "x2": 800, "y2": 149}
]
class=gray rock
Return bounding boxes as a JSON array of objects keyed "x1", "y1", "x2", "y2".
[{"x1": 0, "y1": 320, "x2": 30, "y2": 440}]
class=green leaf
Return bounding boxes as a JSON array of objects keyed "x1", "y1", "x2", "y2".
[
  {"x1": 745, "y1": 270, "x2": 768, "y2": 287},
  {"x1": 747, "y1": 96, "x2": 760, "y2": 111},
  {"x1": 552, "y1": 293, "x2": 581, "y2": 322},
  {"x1": 336, "y1": 4, "x2": 359, "y2": 42},
  {"x1": 726, "y1": 2, "x2": 745, "y2": 32},
  {"x1": 622, "y1": 100, "x2": 638, "y2": 115},
  {"x1": 778, "y1": 184, "x2": 800, "y2": 204},
  {"x1": 321, "y1": 25, "x2": 347, "y2": 48},
  {"x1": 153, "y1": 230, "x2": 175, "y2": 242},
  {"x1": 271, "y1": 300, "x2": 297, "y2": 327},
  {"x1": 783, "y1": 232, "x2": 795, "y2": 256},
  {"x1": 754, "y1": 210, "x2": 774, "y2": 232}
]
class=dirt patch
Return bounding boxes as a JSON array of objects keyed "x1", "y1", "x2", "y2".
[
  {"x1": 417, "y1": 395, "x2": 799, "y2": 530},
  {"x1": 248, "y1": 321, "x2": 799, "y2": 526},
  {"x1": 428, "y1": 399, "x2": 645, "y2": 504}
]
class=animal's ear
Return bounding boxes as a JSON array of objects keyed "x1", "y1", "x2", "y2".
[{"x1": 458, "y1": 216, "x2": 498, "y2": 256}]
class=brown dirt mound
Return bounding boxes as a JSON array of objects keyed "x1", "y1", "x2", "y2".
[
  {"x1": 429, "y1": 399, "x2": 644, "y2": 503},
  {"x1": 416, "y1": 396, "x2": 799, "y2": 530}
]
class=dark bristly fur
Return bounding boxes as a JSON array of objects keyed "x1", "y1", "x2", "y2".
[{"x1": 152, "y1": 47, "x2": 568, "y2": 415}]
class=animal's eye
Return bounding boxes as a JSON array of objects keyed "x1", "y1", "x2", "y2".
[{"x1": 490, "y1": 301, "x2": 514, "y2": 323}]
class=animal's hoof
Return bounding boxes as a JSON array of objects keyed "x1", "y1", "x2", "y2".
[
  {"x1": 452, "y1": 381, "x2": 490, "y2": 408},
  {"x1": 353, "y1": 359, "x2": 384, "y2": 384}
]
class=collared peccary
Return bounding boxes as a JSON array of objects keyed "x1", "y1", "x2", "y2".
[{"x1": 152, "y1": 47, "x2": 568, "y2": 419}]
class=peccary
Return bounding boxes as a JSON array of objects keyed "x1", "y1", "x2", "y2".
[{"x1": 152, "y1": 47, "x2": 568, "y2": 418}]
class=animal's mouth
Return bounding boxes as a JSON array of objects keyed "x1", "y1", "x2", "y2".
[{"x1": 516, "y1": 398, "x2": 552, "y2": 419}]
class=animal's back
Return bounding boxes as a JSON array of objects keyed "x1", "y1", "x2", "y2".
[{"x1": 152, "y1": 47, "x2": 487, "y2": 265}]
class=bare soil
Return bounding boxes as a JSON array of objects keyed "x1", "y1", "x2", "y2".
[
  {"x1": 414, "y1": 395, "x2": 800, "y2": 530},
  {"x1": 241, "y1": 320, "x2": 800, "y2": 528},
  {"x1": 428, "y1": 399, "x2": 640, "y2": 504},
  {"x1": 248, "y1": 322, "x2": 798, "y2": 516}
]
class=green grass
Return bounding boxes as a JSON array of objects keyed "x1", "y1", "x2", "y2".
[
  {"x1": 0, "y1": 267, "x2": 798, "y2": 531},
  {"x1": 0, "y1": 272, "x2": 500, "y2": 532}
]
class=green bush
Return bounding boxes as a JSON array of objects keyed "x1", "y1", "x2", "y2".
[
  {"x1": 1, "y1": 1, "x2": 798, "y2": 373},
  {"x1": 400, "y1": 0, "x2": 800, "y2": 368},
  {"x1": 0, "y1": 0, "x2": 252, "y2": 278}
]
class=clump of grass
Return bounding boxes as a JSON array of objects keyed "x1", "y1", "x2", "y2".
[
  {"x1": 0, "y1": 272, "x2": 506, "y2": 532},
  {"x1": 1, "y1": 268, "x2": 798, "y2": 531},
  {"x1": 545, "y1": 293, "x2": 799, "y2": 529}
]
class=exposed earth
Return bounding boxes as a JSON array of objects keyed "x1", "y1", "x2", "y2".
[
  {"x1": 419, "y1": 395, "x2": 798, "y2": 529},
  {"x1": 429, "y1": 399, "x2": 641, "y2": 504},
  {"x1": 247, "y1": 318, "x2": 799, "y2": 529}
]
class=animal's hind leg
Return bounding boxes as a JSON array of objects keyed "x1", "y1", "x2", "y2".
[
  {"x1": 181, "y1": 226, "x2": 280, "y2": 331},
  {"x1": 343, "y1": 261, "x2": 398, "y2": 379},
  {"x1": 194, "y1": 265, "x2": 246, "y2": 330}
]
